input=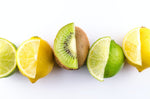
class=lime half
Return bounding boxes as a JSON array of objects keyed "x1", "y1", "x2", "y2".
[
  {"x1": 87, "y1": 37, "x2": 111, "y2": 81},
  {"x1": 87, "y1": 36, "x2": 125, "y2": 81},
  {"x1": 0, "y1": 38, "x2": 16, "y2": 78}
]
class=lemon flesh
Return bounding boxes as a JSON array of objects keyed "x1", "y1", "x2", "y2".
[
  {"x1": 0, "y1": 38, "x2": 16, "y2": 78},
  {"x1": 16, "y1": 37, "x2": 54, "y2": 83},
  {"x1": 87, "y1": 37, "x2": 111, "y2": 81},
  {"x1": 123, "y1": 27, "x2": 142, "y2": 67}
]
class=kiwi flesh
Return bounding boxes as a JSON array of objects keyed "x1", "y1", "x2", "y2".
[{"x1": 54, "y1": 23, "x2": 89, "y2": 70}]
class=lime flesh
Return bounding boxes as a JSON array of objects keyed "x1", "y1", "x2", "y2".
[{"x1": 0, "y1": 38, "x2": 16, "y2": 78}]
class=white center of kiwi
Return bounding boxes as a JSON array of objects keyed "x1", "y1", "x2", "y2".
[
  {"x1": 69, "y1": 36, "x2": 77, "y2": 57},
  {"x1": 63, "y1": 32, "x2": 77, "y2": 58}
]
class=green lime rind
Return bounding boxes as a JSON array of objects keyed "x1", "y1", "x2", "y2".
[
  {"x1": 0, "y1": 38, "x2": 17, "y2": 78},
  {"x1": 87, "y1": 36, "x2": 111, "y2": 81},
  {"x1": 104, "y1": 40, "x2": 125, "y2": 78},
  {"x1": 3, "y1": 67, "x2": 18, "y2": 78}
]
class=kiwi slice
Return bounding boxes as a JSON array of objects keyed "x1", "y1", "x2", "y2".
[{"x1": 54, "y1": 23, "x2": 89, "y2": 70}]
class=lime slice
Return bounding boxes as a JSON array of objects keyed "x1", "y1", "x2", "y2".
[
  {"x1": 87, "y1": 37, "x2": 111, "y2": 81},
  {"x1": 0, "y1": 38, "x2": 16, "y2": 78}
]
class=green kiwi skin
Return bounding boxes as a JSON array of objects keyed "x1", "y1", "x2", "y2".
[{"x1": 104, "y1": 40, "x2": 125, "y2": 78}]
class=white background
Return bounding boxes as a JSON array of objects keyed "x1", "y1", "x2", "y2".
[{"x1": 0, "y1": 0, "x2": 150, "y2": 99}]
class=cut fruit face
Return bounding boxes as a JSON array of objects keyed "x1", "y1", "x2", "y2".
[
  {"x1": 16, "y1": 37, "x2": 54, "y2": 83},
  {"x1": 54, "y1": 23, "x2": 78, "y2": 69},
  {"x1": 123, "y1": 27, "x2": 150, "y2": 72},
  {"x1": 0, "y1": 38, "x2": 16, "y2": 78},
  {"x1": 123, "y1": 27, "x2": 142, "y2": 66},
  {"x1": 87, "y1": 37, "x2": 111, "y2": 81},
  {"x1": 87, "y1": 36, "x2": 125, "y2": 81},
  {"x1": 17, "y1": 39, "x2": 40, "y2": 78}
]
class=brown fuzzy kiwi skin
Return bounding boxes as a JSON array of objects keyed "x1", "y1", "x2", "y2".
[
  {"x1": 54, "y1": 26, "x2": 90, "y2": 70},
  {"x1": 75, "y1": 26, "x2": 90, "y2": 68}
]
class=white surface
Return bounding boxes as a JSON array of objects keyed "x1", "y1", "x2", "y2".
[{"x1": 0, "y1": 0, "x2": 150, "y2": 99}]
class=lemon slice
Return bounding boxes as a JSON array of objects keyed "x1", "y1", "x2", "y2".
[
  {"x1": 0, "y1": 38, "x2": 16, "y2": 78},
  {"x1": 123, "y1": 28, "x2": 142, "y2": 66},
  {"x1": 16, "y1": 37, "x2": 54, "y2": 83}
]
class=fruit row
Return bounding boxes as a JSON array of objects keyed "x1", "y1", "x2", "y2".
[{"x1": 0, "y1": 23, "x2": 149, "y2": 83}]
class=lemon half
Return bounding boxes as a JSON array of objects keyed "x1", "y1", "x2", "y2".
[
  {"x1": 16, "y1": 37, "x2": 54, "y2": 83},
  {"x1": 123, "y1": 27, "x2": 150, "y2": 72}
]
